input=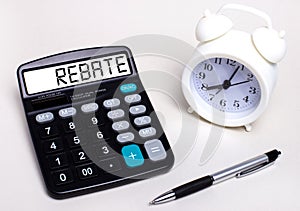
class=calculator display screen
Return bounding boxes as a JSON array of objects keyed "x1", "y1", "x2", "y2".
[{"x1": 23, "y1": 53, "x2": 131, "y2": 94}]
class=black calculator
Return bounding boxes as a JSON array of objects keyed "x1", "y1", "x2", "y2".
[{"x1": 17, "y1": 46, "x2": 174, "y2": 199}]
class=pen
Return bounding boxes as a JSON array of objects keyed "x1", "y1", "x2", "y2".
[{"x1": 149, "y1": 149, "x2": 281, "y2": 205}]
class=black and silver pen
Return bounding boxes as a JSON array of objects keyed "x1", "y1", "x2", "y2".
[{"x1": 149, "y1": 149, "x2": 281, "y2": 205}]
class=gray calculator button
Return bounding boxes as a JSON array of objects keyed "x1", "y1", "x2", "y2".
[
  {"x1": 139, "y1": 127, "x2": 156, "y2": 138},
  {"x1": 144, "y1": 139, "x2": 167, "y2": 161},
  {"x1": 112, "y1": 120, "x2": 130, "y2": 132},
  {"x1": 124, "y1": 94, "x2": 141, "y2": 104},
  {"x1": 107, "y1": 109, "x2": 125, "y2": 120},
  {"x1": 134, "y1": 116, "x2": 151, "y2": 126},
  {"x1": 59, "y1": 107, "x2": 76, "y2": 118},
  {"x1": 36, "y1": 112, "x2": 54, "y2": 124},
  {"x1": 81, "y1": 103, "x2": 99, "y2": 113},
  {"x1": 117, "y1": 132, "x2": 135, "y2": 143},
  {"x1": 129, "y1": 105, "x2": 146, "y2": 115},
  {"x1": 103, "y1": 98, "x2": 120, "y2": 109}
]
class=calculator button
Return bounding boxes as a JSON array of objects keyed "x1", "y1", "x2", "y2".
[
  {"x1": 94, "y1": 143, "x2": 115, "y2": 157},
  {"x1": 129, "y1": 105, "x2": 146, "y2": 116},
  {"x1": 48, "y1": 153, "x2": 69, "y2": 169},
  {"x1": 81, "y1": 103, "x2": 99, "y2": 114},
  {"x1": 99, "y1": 157, "x2": 122, "y2": 173},
  {"x1": 124, "y1": 94, "x2": 141, "y2": 104},
  {"x1": 134, "y1": 116, "x2": 151, "y2": 127},
  {"x1": 116, "y1": 132, "x2": 135, "y2": 143},
  {"x1": 59, "y1": 107, "x2": 77, "y2": 118},
  {"x1": 139, "y1": 127, "x2": 156, "y2": 138},
  {"x1": 121, "y1": 144, "x2": 144, "y2": 167},
  {"x1": 52, "y1": 169, "x2": 73, "y2": 186},
  {"x1": 86, "y1": 115, "x2": 104, "y2": 127},
  {"x1": 120, "y1": 83, "x2": 137, "y2": 94},
  {"x1": 89, "y1": 128, "x2": 108, "y2": 142},
  {"x1": 66, "y1": 134, "x2": 87, "y2": 148},
  {"x1": 112, "y1": 120, "x2": 130, "y2": 132},
  {"x1": 40, "y1": 125, "x2": 59, "y2": 139},
  {"x1": 43, "y1": 138, "x2": 64, "y2": 154},
  {"x1": 144, "y1": 139, "x2": 167, "y2": 161},
  {"x1": 71, "y1": 149, "x2": 90, "y2": 164},
  {"x1": 36, "y1": 112, "x2": 54, "y2": 124},
  {"x1": 76, "y1": 164, "x2": 98, "y2": 180},
  {"x1": 103, "y1": 98, "x2": 120, "y2": 109},
  {"x1": 107, "y1": 109, "x2": 125, "y2": 120},
  {"x1": 62, "y1": 120, "x2": 81, "y2": 132}
]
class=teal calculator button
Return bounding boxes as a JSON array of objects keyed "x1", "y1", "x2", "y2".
[
  {"x1": 121, "y1": 144, "x2": 144, "y2": 167},
  {"x1": 120, "y1": 83, "x2": 137, "y2": 93}
]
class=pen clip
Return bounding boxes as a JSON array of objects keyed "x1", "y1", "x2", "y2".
[{"x1": 236, "y1": 161, "x2": 275, "y2": 178}]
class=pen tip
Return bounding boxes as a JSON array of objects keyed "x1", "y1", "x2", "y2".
[{"x1": 149, "y1": 200, "x2": 155, "y2": 205}]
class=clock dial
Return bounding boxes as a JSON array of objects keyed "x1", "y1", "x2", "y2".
[{"x1": 192, "y1": 58, "x2": 261, "y2": 113}]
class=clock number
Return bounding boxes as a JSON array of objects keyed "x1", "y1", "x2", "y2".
[
  {"x1": 220, "y1": 99, "x2": 227, "y2": 107},
  {"x1": 209, "y1": 94, "x2": 215, "y2": 101},
  {"x1": 249, "y1": 87, "x2": 257, "y2": 94},
  {"x1": 204, "y1": 63, "x2": 213, "y2": 71},
  {"x1": 201, "y1": 83, "x2": 208, "y2": 91},
  {"x1": 214, "y1": 58, "x2": 222, "y2": 65},
  {"x1": 226, "y1": 59, "x2": 236, "y2": 66},
  {"x1": 198, "y1": 72, "x2": 206, "y2": 79},
  {"x1": 233, "y1": 100, "x2": 240, "y2": 108},
  {"x1": 247, "y1": 73, "x2": 254, "y2": 81},
  {"x1": 243, "y1": 96, "x2": 249, "y2": 103}
]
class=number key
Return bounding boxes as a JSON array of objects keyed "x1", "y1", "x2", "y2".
[
  {"x1": 86, "y1": 115, "x2": 104, "y2": 128},
  {"x1": 65, "y1": 133, "x2": 87, "y2": 148},
  {"x1": 71, "y1": 149, "x2": 90, "y2": 164},
  {"x1": 62, "y1": 120, "x2": 81, "y2": 132},
  {"x1": 52, "y1": 169, "x2": 73, "y2": 185},
  {"x1": 39, "y1": 125, "x2": 59, "y2": 139},
  {"x1": 89, "y1": 128, "x2": 108, "y2": 142},
  {"x1": 94, "y1": 144, "x2": 114, "y2": 157},
  {"x1": 47, "y1": 153, "x2": 69, "y2": 169},
  {"x1": 43, "y1": 138, "x2": 63, "y2": 154},
  {"x1": 76, "y1": 164, "x2": 98, "y2": 180}
]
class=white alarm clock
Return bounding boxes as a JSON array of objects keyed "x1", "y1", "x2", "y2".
[{"x1": 182, "y1": 4, "x2": 286, "y2": 131}]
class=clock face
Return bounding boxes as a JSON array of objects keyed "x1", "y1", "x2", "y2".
[{"x1": 192, "y1": 58, "x2": 261, "y2": 113}]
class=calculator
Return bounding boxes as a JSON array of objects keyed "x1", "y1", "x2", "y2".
[{"x1": 17, "y1": 46, "x2": 174, "y2": 199}]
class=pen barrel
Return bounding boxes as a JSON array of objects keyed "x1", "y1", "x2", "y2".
[
  {"x1": 211, "y1": 154, "x2": 268, "y2": 184},
  {"x1": 173, "y1": 176, "x2": 214, "y2": 198}
]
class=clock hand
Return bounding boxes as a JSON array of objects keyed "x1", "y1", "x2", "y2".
[
  {"x1": 206, "y1": 84, "x2": 223, "y2": 91},
  {"x1": 228, "y1": 66, "x2": 240, "y2": 82},
  {"x1": 230, "y1": 80, "x2": 251, "y2": 87},
  {"x1": 215, "y1": 88, "x2": 222, "y2": 96}
]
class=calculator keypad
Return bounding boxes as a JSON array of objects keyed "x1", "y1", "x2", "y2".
[{"x1": 29, "y1": 81, "x2": 173, "y2": 198}]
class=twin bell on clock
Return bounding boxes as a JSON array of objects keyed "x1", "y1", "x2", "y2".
[{"x1": 182, "y1": 4, "x2": 287, "y2": 131}]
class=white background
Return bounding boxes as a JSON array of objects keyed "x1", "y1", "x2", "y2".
[{"x1": 1, "y1": 0, "x2": 299, "y2": 210}]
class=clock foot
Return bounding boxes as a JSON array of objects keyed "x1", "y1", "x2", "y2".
[
  {"x1": 187, "y1": 107, "x2": 194, "y2": 114},
  {"x1": 244, "y1": 124, "x2": 252, "y2": 132}
]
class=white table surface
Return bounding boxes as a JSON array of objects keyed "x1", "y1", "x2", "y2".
[{"x1": 1, "y1": 0, "x2": 299, "y2": 210}]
